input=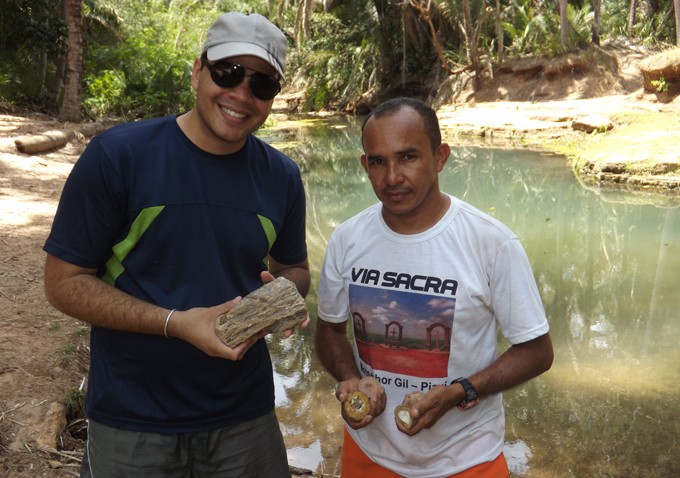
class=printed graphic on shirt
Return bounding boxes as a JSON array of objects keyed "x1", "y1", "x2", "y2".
[{"x1": 349, "y1": 282, "x2": 456, "y2": 378}]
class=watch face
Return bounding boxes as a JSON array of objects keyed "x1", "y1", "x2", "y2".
[
  {"x1": 465, "y1": 386, "x2": 477, "y2": 401},
  {"x1": 455, "y1": 378, "x2": 479, "y2": 410}
]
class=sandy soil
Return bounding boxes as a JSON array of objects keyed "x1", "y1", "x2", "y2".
[
  {"x1": 0, "y1": 122, "x2": 90, "y2": 476},
  {"x1": 1, "y1": 41, "x2": 679, "y2": 477}
]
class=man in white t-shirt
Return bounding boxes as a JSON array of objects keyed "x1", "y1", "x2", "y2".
[{"x1": 315, "y1": 97, "x2": 554, "y2": 478}]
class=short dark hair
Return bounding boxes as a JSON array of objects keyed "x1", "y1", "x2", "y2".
[{"x1": 361, "y1": 97, "x2": 442, "y2": 151}]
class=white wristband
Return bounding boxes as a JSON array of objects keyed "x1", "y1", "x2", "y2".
[{"x1": 163, "y1": 309, "x2": 176, "y2": 339}]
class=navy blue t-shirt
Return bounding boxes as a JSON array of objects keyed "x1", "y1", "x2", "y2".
[{"x1": 44, "y1": 115, "x2": 307, "y2": 433}]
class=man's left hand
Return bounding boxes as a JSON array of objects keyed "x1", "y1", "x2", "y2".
[{"x1": 396, "y1": 385, "x2": 460, "y2": 436}]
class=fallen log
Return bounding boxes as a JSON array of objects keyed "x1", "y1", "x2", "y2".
[
  {"x1": 215, "y1": 277, "x2": 307, "y2": 348},
  {"x1": 13, "y1": 122, "x2": 110, "y2": 155},
  {"x1": 76, "y1": 122, "x2": 109, "y2": 138},
  {"x1": 14, "y1": 130, "x2": 75, "y2": 154}
]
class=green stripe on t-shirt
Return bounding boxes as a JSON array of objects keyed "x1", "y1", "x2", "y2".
[
  {"x1": 257, "y1": 214, "x2": 276, "y2": 267},
  {"x1": 102, "y1": 206, "x2": 165, "y2": 285}
]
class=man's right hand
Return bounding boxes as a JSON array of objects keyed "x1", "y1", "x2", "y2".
[
  {"x1": 166, "y1": 298, "x2": 265, "y2": 361},
  {"x1": 336, "y1": 377, "x2": 387, "y2": 429}
]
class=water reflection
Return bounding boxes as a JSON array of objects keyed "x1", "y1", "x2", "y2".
[{"x1": 259, "y1": 119, "x2": 680, "y2": 477}]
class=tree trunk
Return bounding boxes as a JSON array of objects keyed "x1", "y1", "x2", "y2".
[
  {"x1": 324, "y1": 0, "x2": 344, "y2": 11},
  {"x1": 372, "y1": 0, "x2": 403, "y2": 91},
  {"x1": 675, "y1": 0, "x2": 680, "y2": 45},
  {"x1": 461, "y1": 0, "x2": 481, "y2": 87},
  {"x1": 559, "y1": 0, "x2": 569, "y2": 47},
  {"x1": 39, "y1": 49, "x2": 48, "y2": 97},
  {"x1": 59, "y1": 0, "x2": 83, "y2": 123},
  {"x1": 592, "y1": 0, "x2": 601, "y2": 45},
  {"x1": 646, "y1": 0, "x2": 660, "y2": 14},
  {"x1": 628, "y1": 0, "x2": 637, "y2": 35},
  {"x1": 294, "y1": 0, "x2": 314, "y2": 49},
  {"x1": 496, "y1": 0, "x2": 504, "y2": 61},
  {"x1": 462, "y1": 0, "x2": 473, "y2": 64},
  {"x1": 49, "y1": 0, "x2": 68, "y2": 109},
  {"x1": 409, "y1": 0, "x2": 456, "y2": 75}
]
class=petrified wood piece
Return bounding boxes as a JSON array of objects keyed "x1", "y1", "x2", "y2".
[{"x1": 215, "y1": 277, "x2": 307, "y2": 348}]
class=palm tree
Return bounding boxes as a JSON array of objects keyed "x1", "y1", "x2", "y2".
[
  {"x1": 559, "y1": 0, "x2": 569, "y2": 46},
  {"x1": 593, "y1": 0, "x2": 601, "y2": 45},
  {"x1": 628, "y1": 0, "x2": 637, "y2": 35},
  {"x1": 496, "y1": 0, "x2": 504, "y2": 61},
  {"x1": 59, "y1": 0, "x2": 83, "y2": 122}
]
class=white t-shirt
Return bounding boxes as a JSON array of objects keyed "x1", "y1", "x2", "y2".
[{"x1": 317, "y1": 194, "x2": 549, "y2": 478}]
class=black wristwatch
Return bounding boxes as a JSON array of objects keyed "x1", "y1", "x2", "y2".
[{"x1": 453, "y1": 377, "x2": 479, "y2": 410}]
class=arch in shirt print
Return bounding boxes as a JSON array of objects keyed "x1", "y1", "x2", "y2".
[{"x1": 348, "y1": 284, "x2": 456, "y2": 378}]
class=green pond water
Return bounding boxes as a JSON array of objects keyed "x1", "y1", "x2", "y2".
[{"x1": 258, "y1": 118, "x2": 680, "y2": 477}]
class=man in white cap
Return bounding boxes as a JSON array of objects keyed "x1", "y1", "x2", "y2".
[{"x1": 43, "y1": 12, "x2": 308, "y2": 477}]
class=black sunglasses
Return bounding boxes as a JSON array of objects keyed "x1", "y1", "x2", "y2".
[{"x1": 200, "y1": 55, "x2": 281, "y2": 101}]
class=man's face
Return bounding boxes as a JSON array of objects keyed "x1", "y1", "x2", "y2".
[
  {"x1": 361, "y1": 106, "x2": 450, "y2": 233},
  {"x1": 190, "y1": 55, "x2": 277, "y2": 154}
]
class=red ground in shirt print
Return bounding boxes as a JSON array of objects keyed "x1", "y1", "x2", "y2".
[{"x1": 356, "y1": 341, "x2": 450, "y2": 377}]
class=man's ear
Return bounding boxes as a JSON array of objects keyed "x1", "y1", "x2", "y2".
[
  {"x1": 435, "y1": 143, "x2": 451, "y2": 172},
  {"x1": 190, "y1": 58, "x2": 203, "y2": 90},
  {"x1": 360, "y1": 154, "x2": 369, "y2": 173}
]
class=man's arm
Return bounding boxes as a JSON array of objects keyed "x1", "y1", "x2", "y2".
[
  {"x1": 44, "y1": 254, "x2": 165, "y2": 334},
  {"x1": 315, "y1": 317, "x2": 387, "y2": 428},
  {"x1": 44, "y1": 254, "x2": 260, "y2": 360},
  {"x1": 314, "y1": 318, "x2": 361, "y2": 383},
  {"x1": 403, "y1": 333, "x2": 554, "y2": 435},
  {"x1": 268, "y1": 256, "x2": 310, "y2": 298},
  {"x1": 470, "y1": 332, "x2": 554, "y2": 398}
]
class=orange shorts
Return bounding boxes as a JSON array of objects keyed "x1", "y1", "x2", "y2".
[{"x1": 341, "y1": 428, "x2": 510, "y2": 478}]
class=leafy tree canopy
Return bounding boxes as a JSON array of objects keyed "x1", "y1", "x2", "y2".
[{"x1": 0, "y1": 0, "x2": 678, "y2": 118}]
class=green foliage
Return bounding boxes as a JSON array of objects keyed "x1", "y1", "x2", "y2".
[
  {"x1": 651, "y1": 76, "x2": 669, "y2": 93},
  {"x1": 60, "y1": 343, "x2": 77, "y2": 358},
  {"x1": 292, "y1": 9, "x2": 379, "y2": 112},
  {"x1": 503, "y1": 0, "x2": 565, "y2": 56},
  {"x1": 82, "y1": 0, "x2": 213, "y2": 118},
  {"x1": 80, "y1": 0, "x2": 279, "y2": 118},
  {"x1": 0, "y1": 0, "x2": 66, "y2": 108},
  {"x1": 84, "y1": 69, "x2": 125, "y2": 117},
  {"x1": 76, "y1": 325, "x2": 90, "y2": 337},
  {"x1": 601, "y1": 0, "x2": 630, "y2": 36},
  {"x1": 503, "y1": 0, "x2": 593, "y2": 57},
  {"x1": 503, "y1": 3, "x2": 560, "y2": 56},
  {"x1": 62, "y1": 386, "x2": 85, "y2": 421},
  {"x1": 567, "y1": 3, "x2": 594, "y2": 49},
  {"x1": 633, "y1": 8, "x2": 677, "y2": 45},
  {"x1": 3, "y1": 0, "x2": 680, "y2": 116}
]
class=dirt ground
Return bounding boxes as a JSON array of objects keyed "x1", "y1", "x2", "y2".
[{"x1": 1, "y1": 40, "x2": 679, "y2": 477}]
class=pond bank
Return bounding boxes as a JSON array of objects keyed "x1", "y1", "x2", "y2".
[{"x1": 435, "y1": 95, "x2": 680, "y2": 197}]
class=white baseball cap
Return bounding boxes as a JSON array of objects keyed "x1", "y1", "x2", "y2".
[{"x1": 202, "y1": 12, "x2": 287, "y2": 78}]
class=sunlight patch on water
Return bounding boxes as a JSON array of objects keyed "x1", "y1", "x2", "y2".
[
  {"x1": 569, "y1": 312, "x2": 584, "y2": 340},
  {"x1": 286, "y1": 441, "x2": 324, "y2": 472},
  {"x1": 504, "y1": 439, "x2": 532, "y2": 475},
  {"x1": 274, "y1": 371, "x2": 296, "y2": 407},
  {"x1": 589, "y1": 315, "x2": 616, "y2": 350}
]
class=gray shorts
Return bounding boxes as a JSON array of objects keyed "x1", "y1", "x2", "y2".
[{"x1": 80, "y1": 411, "x2": 290, "y2": 478}]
